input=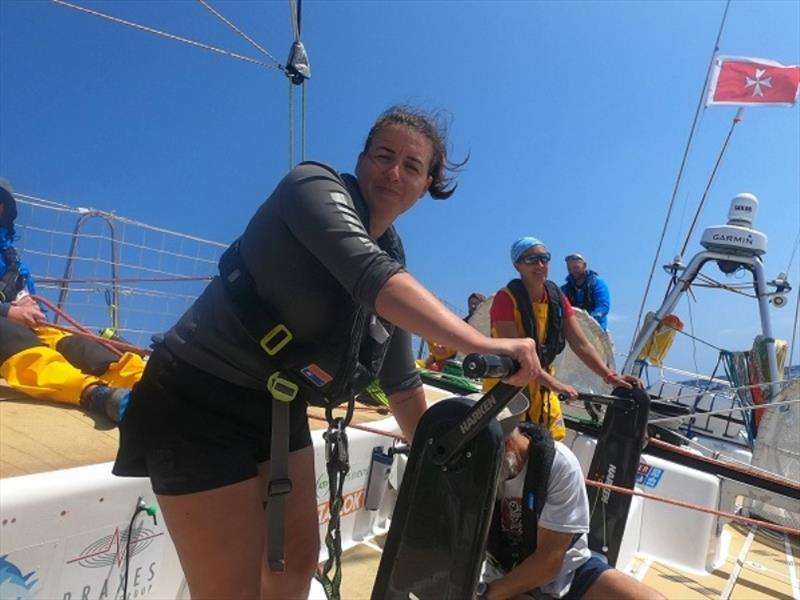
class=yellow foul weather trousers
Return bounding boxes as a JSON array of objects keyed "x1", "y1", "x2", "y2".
[{"x1": 0, "y1": 324, "x2": 145, "y2": 405}]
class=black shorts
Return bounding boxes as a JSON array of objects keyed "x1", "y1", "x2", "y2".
[
  {"x1": 113, "y1": 348, "x2": 312, "y2": 495},
  {"x1": 563, "y1": 556, "x2": 613, "y2": 600}
]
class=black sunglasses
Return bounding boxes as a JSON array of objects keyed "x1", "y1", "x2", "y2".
[{"x1": 517, "y1": 253, "x2": 551, "y2": 265}]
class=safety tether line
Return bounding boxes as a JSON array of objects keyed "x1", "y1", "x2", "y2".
[
  {"x1": 630, "y1": 0, "x2": 732, "y2": 350},
  {"x1": 648, "y1": 395, "x2": 800, "y2": 425},
  {"x1": 196, "y1": 0, "x2": 284, "y2": 68},
  {"x1": 679, "y1": 108, "x2": 744, "y2": 257},
  {"x1": 50, "y1": 0, "x2": 281, "y2": 71},
  {"x1": 315, "y1": 399, "x2": 355, "y2": 600}
]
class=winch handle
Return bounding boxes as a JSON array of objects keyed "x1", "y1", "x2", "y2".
[
  {"x1": 463, "y1": 353, "x2": 519, "y2": 379},
  {"x1": 430, "y1": 354, "x2": 522, "y2": 467}
]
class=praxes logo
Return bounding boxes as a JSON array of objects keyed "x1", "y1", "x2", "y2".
[
  {"x1": 62, "y1": 526, "x2": 164, "y2": 600},
  {"x1": 0, "y1": 554, "x2": 38, "y2": 600}
]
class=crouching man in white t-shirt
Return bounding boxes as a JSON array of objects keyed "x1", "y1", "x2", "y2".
[{"x1": 477, "y1": 397, "x2": 665, "y2": 600}]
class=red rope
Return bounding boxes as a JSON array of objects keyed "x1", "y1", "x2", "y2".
[
  {"x1": 647, "y1": 437, "x2": 800, "y2": 491},
  {"x1": 32, "y1": 295, "x2": 150, "y2": 357},
  {"x1": 310, "y1": 412, "x2": 798, "y2": 536},
  {"x1": 585, "y1": 479, "x2": 800, "y2": 537},
  {"x1": 307, "y1": 414, "x2": 407, "y2": 443},
  {"x1": 33, "y1": 294, "x2": 95, "y2": 336}
]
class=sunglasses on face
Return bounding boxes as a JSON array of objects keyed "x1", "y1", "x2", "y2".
[{"x1": 517, "y1": 253, "x2": 552, "y2": 265}]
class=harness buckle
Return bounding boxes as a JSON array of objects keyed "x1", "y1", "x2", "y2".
[
  {"x1": 267, "y1": 372, "x2": 298, "y2": 403},
  {"x1": 260, "y1": 324, "x2": 293, "y2": 356},
  {"x1": 268, "y1": 478, "x2": 293, "y2": 496}
]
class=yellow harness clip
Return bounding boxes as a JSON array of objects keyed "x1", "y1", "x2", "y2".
[
  {"x1": 260, "y1": 324, "x2": 293, "y2": 356},
  {"x1": 267, "y1": 372, "x2": 298, "y2": 403}
]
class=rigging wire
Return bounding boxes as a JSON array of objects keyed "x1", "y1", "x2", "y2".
[
  {"x1": 672, "y1": 190, "x2": 692, "y2": 258},
  {"x1": 647, "y1": 307, "x2": 726, "y2": 353},
  {"x1": 787, "y1": 230, "x2": 800, "y2": 365},
  {"x1": 302, "y1": 76, "x2": 307, "y2": 162},
  {"x1": 679, "y1": 108, "x2": 744, "y2": 257},
  {"x1": 790, "y1": 288, "x2": 799, "y2": 367},
  {"x1": 630, "y1": 0, "x2": 732, "y2": 350},
  {"x1": 50, "y1": 0, "x2": 281, "y2": 71},
  {"x1": 289, "y1": 82, "x2": 295, "y2": 169},
  {"x1": 286, "y1": 0, "x2": 309, "y2": 167},
  {"x1": 686, "y1": 293, "x2": 702, "y2": 375},
  {"x1": 786, "y1": 228, "x2": 800, "y2": 275},
  {"x1": 196, "y1": 0, "x2": 284, "y2": 68},
  {"x1": 289, "y1": 0, "x2": 301, "y2": 41},
  {"x1": 694, "y1": 273, "x2": 759, "y2": 299},
  {"x1": 297, "y1": 0, "x2": 307, "y2": 162},
  {"x1": 36, "y1": 275, "x2": 213, "y2": 285}
]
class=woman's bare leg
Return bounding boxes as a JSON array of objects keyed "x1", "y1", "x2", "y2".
[
  {"x1": 156, "y1": 446, "x2": 318, "y2": 600},
  {"x1": 259, "y1": 445, "x2": 320, "y2": 599},
  {"x1": 157, "y1": 477, "x2": 265, "y2": 599}
]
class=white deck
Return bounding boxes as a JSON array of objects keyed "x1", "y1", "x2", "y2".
[{"x1": 1, "y1": 381, "x2": 797, "y2": 599}]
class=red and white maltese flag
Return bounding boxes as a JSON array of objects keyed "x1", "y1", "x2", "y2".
[{"x1": 707, "y1": 56, "x2": 800, "y2": 107}]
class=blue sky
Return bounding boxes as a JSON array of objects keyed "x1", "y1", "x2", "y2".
[{"x1": 1, "y1": 0, "x2": 799, "y2": 375}]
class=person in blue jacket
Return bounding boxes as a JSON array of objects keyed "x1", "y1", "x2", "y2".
[{"x1": 561, "y1": 254, "x2": 610, "y2": 331}]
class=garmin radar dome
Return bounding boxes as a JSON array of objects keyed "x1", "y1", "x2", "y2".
[
  {"x1": 700, "y1": 193, "x2": 768, "y2": 274},
  {"x1": 700, "y1": 192, "x2": 767, "y2": 256}
]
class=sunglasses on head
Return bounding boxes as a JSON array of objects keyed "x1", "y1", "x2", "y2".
[{"x1": 517, "y1": 253, "x2": 551, "y2": 265}]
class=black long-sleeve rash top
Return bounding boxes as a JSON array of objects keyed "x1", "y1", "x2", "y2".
[{"x1": 165, "y1": 161, "x2": 422, "y2": 400}]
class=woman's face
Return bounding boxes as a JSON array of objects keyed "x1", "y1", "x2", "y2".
[
  {"x1": 356, "y1": 123, "x2": 433, "y2": 225},
  {"x1": 514, "y1": 245, "x2": 550, "y2": 282}
]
